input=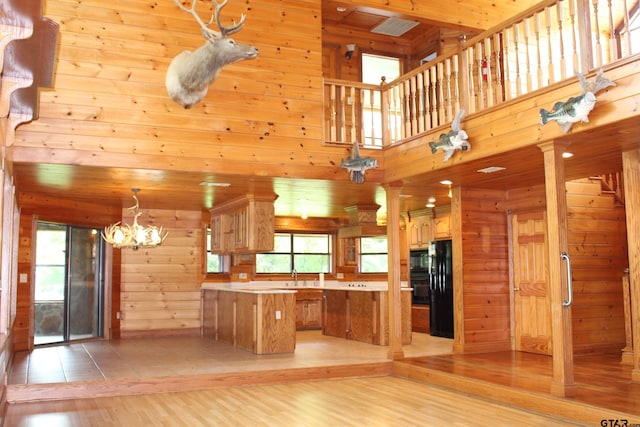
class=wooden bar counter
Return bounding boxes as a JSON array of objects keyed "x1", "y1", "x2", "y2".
[
  {"x1": 322, "y1": 288, "x2": 413, "y2": 345},
  {"x1": 201, "y1": 285, "x2": 297, "y2": 355}
]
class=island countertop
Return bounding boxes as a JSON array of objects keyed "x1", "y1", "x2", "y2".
[{"x1": 201, "y1": 282, "x2": 412, "y2": 292}]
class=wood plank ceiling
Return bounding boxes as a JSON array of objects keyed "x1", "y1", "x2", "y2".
[{"x1": 11, "y1": 0, "x2": 627, "y2": 222}]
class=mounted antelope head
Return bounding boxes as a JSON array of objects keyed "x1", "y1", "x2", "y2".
[{"x1": 166, "y1": 0, "x2": 258, "y2": 108}]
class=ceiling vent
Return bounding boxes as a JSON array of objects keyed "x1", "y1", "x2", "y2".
[{"x1": 371, "y1": 17, "x2": 419, "y2": 37}]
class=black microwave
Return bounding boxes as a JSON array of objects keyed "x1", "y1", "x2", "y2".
[{"x1": 410, "y1": 249, "x2": 429, "y2": 272}]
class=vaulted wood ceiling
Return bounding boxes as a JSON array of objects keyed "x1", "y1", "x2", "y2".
[{"x1": 11, "y1": 0, "x2": 626, "y2": 223}]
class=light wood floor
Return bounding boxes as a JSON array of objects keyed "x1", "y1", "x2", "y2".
[{"x1": 4, "y1": 331, "x2": 640, "y2": 426}]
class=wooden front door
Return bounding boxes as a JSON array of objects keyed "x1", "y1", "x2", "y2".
[{"x1": 511, "y1": 210, "x2": 552, "y2": 355}]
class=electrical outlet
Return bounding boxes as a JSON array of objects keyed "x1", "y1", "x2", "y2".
[
  {"x1": 239, "y1": 272, "x2": 247, "y2": 279},
  {"x1": 275, "y1": 310, "x2": 281, "y2": 320},
  {"x1": 337, "y1": 273, "x2": 344, "y2": 279}
]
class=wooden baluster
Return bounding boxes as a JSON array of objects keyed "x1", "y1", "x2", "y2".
[
  {"x1": 493, "y1": 34, "x2": 504, "y2": 103},
  {"x1": 465, "y1": 46, "x2": 476, "y2": 112},
  {"x1": 339, "y1": 85, "x2": 346, "y2": 142},
  {"x1": 475, "y1": 43, "x2": 485, "y2": 109},
  {"x1": 329, "y1": 84, "x2": 336, "y2": 142},
  {"x1": 534, "y1": 12, "x2": 544, "y2": 89},
  {"x1": 389, "y1": 84, "x2": 398, "y2": 143},
  {"x1": 591, "y1": 0, "x2": 602, "y2": 67},
  {"x1": 370, "y1": 87, "x2": 378, "y2": 145},
  {"x1": 405, "y1": 79, "x2": 412, "y2": 138},
  {"x1": 502, "y1": 30, "x2": 512, "y2": 100},
  {"x1": 359, "y1": 87, "x2": 366, "y2": 145},
  {"x1": 430, "y1": 66, "x2": 438, "y2": 126},
  {"x1": 606, "y1": 0, "x2": 617, "y2": 60},
  {"x1": 444, "y1": 58, "x2": 453, "y2": 121},
  {"x1": 523, "y1": 18, "x2": 532, "y2": 93},
  {"x1": 568, "y1": 0, "x2": 580, "y2": 73},
  {"x1": 620, "y1": 0, "x2": 631, "y2": 57},
  {"x1": 410, "y1": 76, "x2": 417, "y2": 136},
  {"x1": 349, "y1": 86, "x2": 356, "y2": 143},
  {"x1": 484, "y1": 38, "x2": 494, "y2": 106},
  {"x1": 513, "y1": 23, "x2": 522, "y2": 97},
  {"x1": 556, "y1": 1, "x2": 567, "y2": 79},
  {"x1": 437, "y1": 62, "x2": 445, "y2": 126},
  {"x1": 452, "y1": 54, "x2": 461, "y2": 113},
  {"x1": 424, "y1": 69, "x2": 433, "y2": 130},
  {"x1": 546, "y1": 6, "x2": 555, "y2": 84},
  {"x1": 417, "y1": 71, "x2": 425, "y2": 133}
]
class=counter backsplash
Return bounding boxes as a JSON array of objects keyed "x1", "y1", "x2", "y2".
[{"x1": 202, "y1": 280, "x2": 410, "y2": 291}]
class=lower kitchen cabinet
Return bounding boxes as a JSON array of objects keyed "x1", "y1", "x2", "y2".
[
  {"x1": 322, "y1": 289, "x2": 412, "y2": 345},
  {"x1": 411, "y1": 304, "x2": 430, "y2": 333},
  {"x1": 295, "y1": 289, "x2": 323, "y2": 330}
]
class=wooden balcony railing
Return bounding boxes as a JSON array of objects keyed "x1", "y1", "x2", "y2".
[{"x1": 324, "y1": 0, "x2": 639, "y2": 148}]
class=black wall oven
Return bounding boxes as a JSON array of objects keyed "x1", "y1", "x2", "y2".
[{"x1": 410, "y1": 249, "x2": 430, "y2": 305}]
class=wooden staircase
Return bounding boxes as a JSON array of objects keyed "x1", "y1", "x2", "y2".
[{"x1": 590, "y1": 173, "x2": 625, "y2": 207}]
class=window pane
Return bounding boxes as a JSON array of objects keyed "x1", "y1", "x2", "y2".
[
  {"x1": 273, "y1": 233, "x2": 292, "y2": 252},
  {"x1": 35, "y1": 266, "x2": 65, "y2": 300},
  {"x1": 361, "y1": 236, "x2": 387, "y2": 252},
  {"x1": 36, "y1": 230, "x2": 66, "y2": 264},
  {"x1": 207, "y1": 253, "x2": 220, "y2": 272},
  {"x1": 360, "y1": 254, "x2": 388, "y2": 273},
  {"x1": 293, "y1": 234, "x2": 329, "y2": 253},
  {"x1": 293, "y1": 254, "x2": 330, "y2": 273},
  {"x1": 256, "y1": 254, "x2": 291, "y2": 273}
]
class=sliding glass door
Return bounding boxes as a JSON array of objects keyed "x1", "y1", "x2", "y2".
[{"x1": 34, "y1": 222, "x2": 105, "y2": 345}]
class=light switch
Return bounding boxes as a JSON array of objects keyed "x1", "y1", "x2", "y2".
[
  {"x1": 19, "y1": 273, "x2": 28, "y2": 283},
  {"x1": 275, "y1": 310, "x2": 281, "y2": 320}
]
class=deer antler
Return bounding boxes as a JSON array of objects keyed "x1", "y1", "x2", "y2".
[{"x1": 171, "y1": 0, "x2": 246, "y2": 39}]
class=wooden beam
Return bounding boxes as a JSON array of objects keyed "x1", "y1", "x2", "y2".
[
  {"x1": 622, "y1": 148, "x2": 640, "y2": 382},
  {"x1": 538, "y1": 141, "x2": 576, "y2": 397},
  {"x1": 384, "y1": 182, "x2": 404, "y2": 360}
]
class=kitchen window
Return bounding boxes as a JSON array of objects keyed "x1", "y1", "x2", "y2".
[
  {"x1": 359, "y1": 236, "x2": 388, "y2": 273},
  {"x1": 256, "y1": 233, "x2": 331, "y2": 273},
  {"x1": 205, "y1": 226, "x2": 223, "y2": 273}
]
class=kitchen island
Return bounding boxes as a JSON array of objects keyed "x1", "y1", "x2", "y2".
[
  {"x1": 201, "y1": 285, "x2": 297, "y2": 355},
  {"x1": 322, "y1": 287, "x2": 413, "y2": 345}
]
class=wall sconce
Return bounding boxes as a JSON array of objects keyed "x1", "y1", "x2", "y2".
[
  {"x1": 103, "y1": 188, "x2": 168, "y2": 250},
  {"x1": 345, "y1": 43, "x2": 356, "y2": 60}
]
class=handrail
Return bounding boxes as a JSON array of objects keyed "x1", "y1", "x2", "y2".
[{"x1": 323, "y1": 0, "x2": 638, "y2": 147}]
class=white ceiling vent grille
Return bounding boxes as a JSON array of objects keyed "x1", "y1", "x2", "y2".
[{"x1": 371, "y1": 17, "x2": 419, "y2": 37}]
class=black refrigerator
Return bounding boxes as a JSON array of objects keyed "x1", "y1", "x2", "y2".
[{"x1": 429, "y1": 239, "x2": 454, "y2": 338}]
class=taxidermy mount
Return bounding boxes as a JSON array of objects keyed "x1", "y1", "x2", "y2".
[
  {"x1": 539, "y1": 68, "x2": 615, "y2": 132},
  {"x1": 340, "y1": 141, "x2": 377, "y2": 184},
  {"x1": 428, "y1": 109, "x2": 470, "y2": 162},
  {"x1": 166, "y1": 0, "x2": 258, "y2": 108}
]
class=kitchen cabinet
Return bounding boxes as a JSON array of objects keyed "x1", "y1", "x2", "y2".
[
  {"x1": 295, "y1": 289, "x2": 322, "y2": 330},
  {"x1": 322, "y1": 289, "x2": 412, "y2": 345},
  {"x1": 202, "y1": 287, "x2": 297, "y2": 354},
  {"x1": 209, "y1": 194, "x2": 277, "y2": 254},
  {"x1": 434, "y1": 213, "x2": 451, "y2": 239},
  {"x1": 407, "y1": 214, "x2": 432, "y2": 249}
]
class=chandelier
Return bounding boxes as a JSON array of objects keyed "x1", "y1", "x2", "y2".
[{"x1": 103, "y1": 188, "x2": 168, "y2": 250}]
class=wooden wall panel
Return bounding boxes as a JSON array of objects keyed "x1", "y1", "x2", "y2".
[
  {"x1": 120, "y1": 209, "x2": 203, "y2": 336},
  {"x1": 459, "y1": 187, "x2": 510, "y2": 351},
  {"x1": 15, "y1": 0, "x2": 327, "y2": 178},
  {"x1": 565, "y1": 179, "x2": 627, "y2": 353}
]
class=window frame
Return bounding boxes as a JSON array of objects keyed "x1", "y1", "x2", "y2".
[{"x1": 256, "y1": 232, "x2": 332, "y2": 274}]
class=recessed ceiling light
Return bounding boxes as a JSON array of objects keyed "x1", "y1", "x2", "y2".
[
  {"x1": 440, "y1": 180, "x2": 452, "y2": 185},
  {"x1": 427, "y1": 196, "x2": 436, "y2": 203},
  {"x1": 336, "y1": 6, "x2": 346, "y2": 12},
  {"x1": 200, "y1": 181, "x2": 231, "y2": 187},
  {"x1": 477, "y1": 166, "x2": 506, "y2": 174},
  {"x1": 562, "y1": 152, "x2": 574, "y2": 158},
  {"x1": 425, "y1": 203, "x2": 435, "y2": 208},
  {"x1": 399, "y1": 194, "x2": 413, "y2": 198}
]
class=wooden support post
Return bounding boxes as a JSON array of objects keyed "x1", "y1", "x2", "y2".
[
  {"x1": 384, "y1": 181, "x2": 404, "y2": 360},
  {"x1": 538, "y1": 141, "x2": 576, "y2": 397},
  {"x1": 622, "y1": 148, "x2": 640, "y2": 382}
]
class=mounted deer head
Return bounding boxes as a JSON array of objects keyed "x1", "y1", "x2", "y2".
[{"x1": 166, "y1": 0, "x2": 258, "y2": 108}]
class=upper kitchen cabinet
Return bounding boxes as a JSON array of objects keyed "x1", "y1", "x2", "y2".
[
  {"x1": 433, "y1": 206, "x2": 451, "y2": 240},
  {"x1": 406, "y1": 211, "x2": 433, "y2": 249},
  {"x1": 210, "y1": 194, "x2": 277, "y2": 254}
]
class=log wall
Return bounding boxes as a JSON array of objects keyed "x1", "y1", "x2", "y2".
[
  {"x1": 566, "y1": 179, "x2": 627, "y2": 353},
  {"x1": 457, "y1": 187, "x2": 510, "y2": 352}
]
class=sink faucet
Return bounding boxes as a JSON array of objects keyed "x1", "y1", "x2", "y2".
[{"x1": 291, "y1": 269, "x2": 298, "y2": 287}]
